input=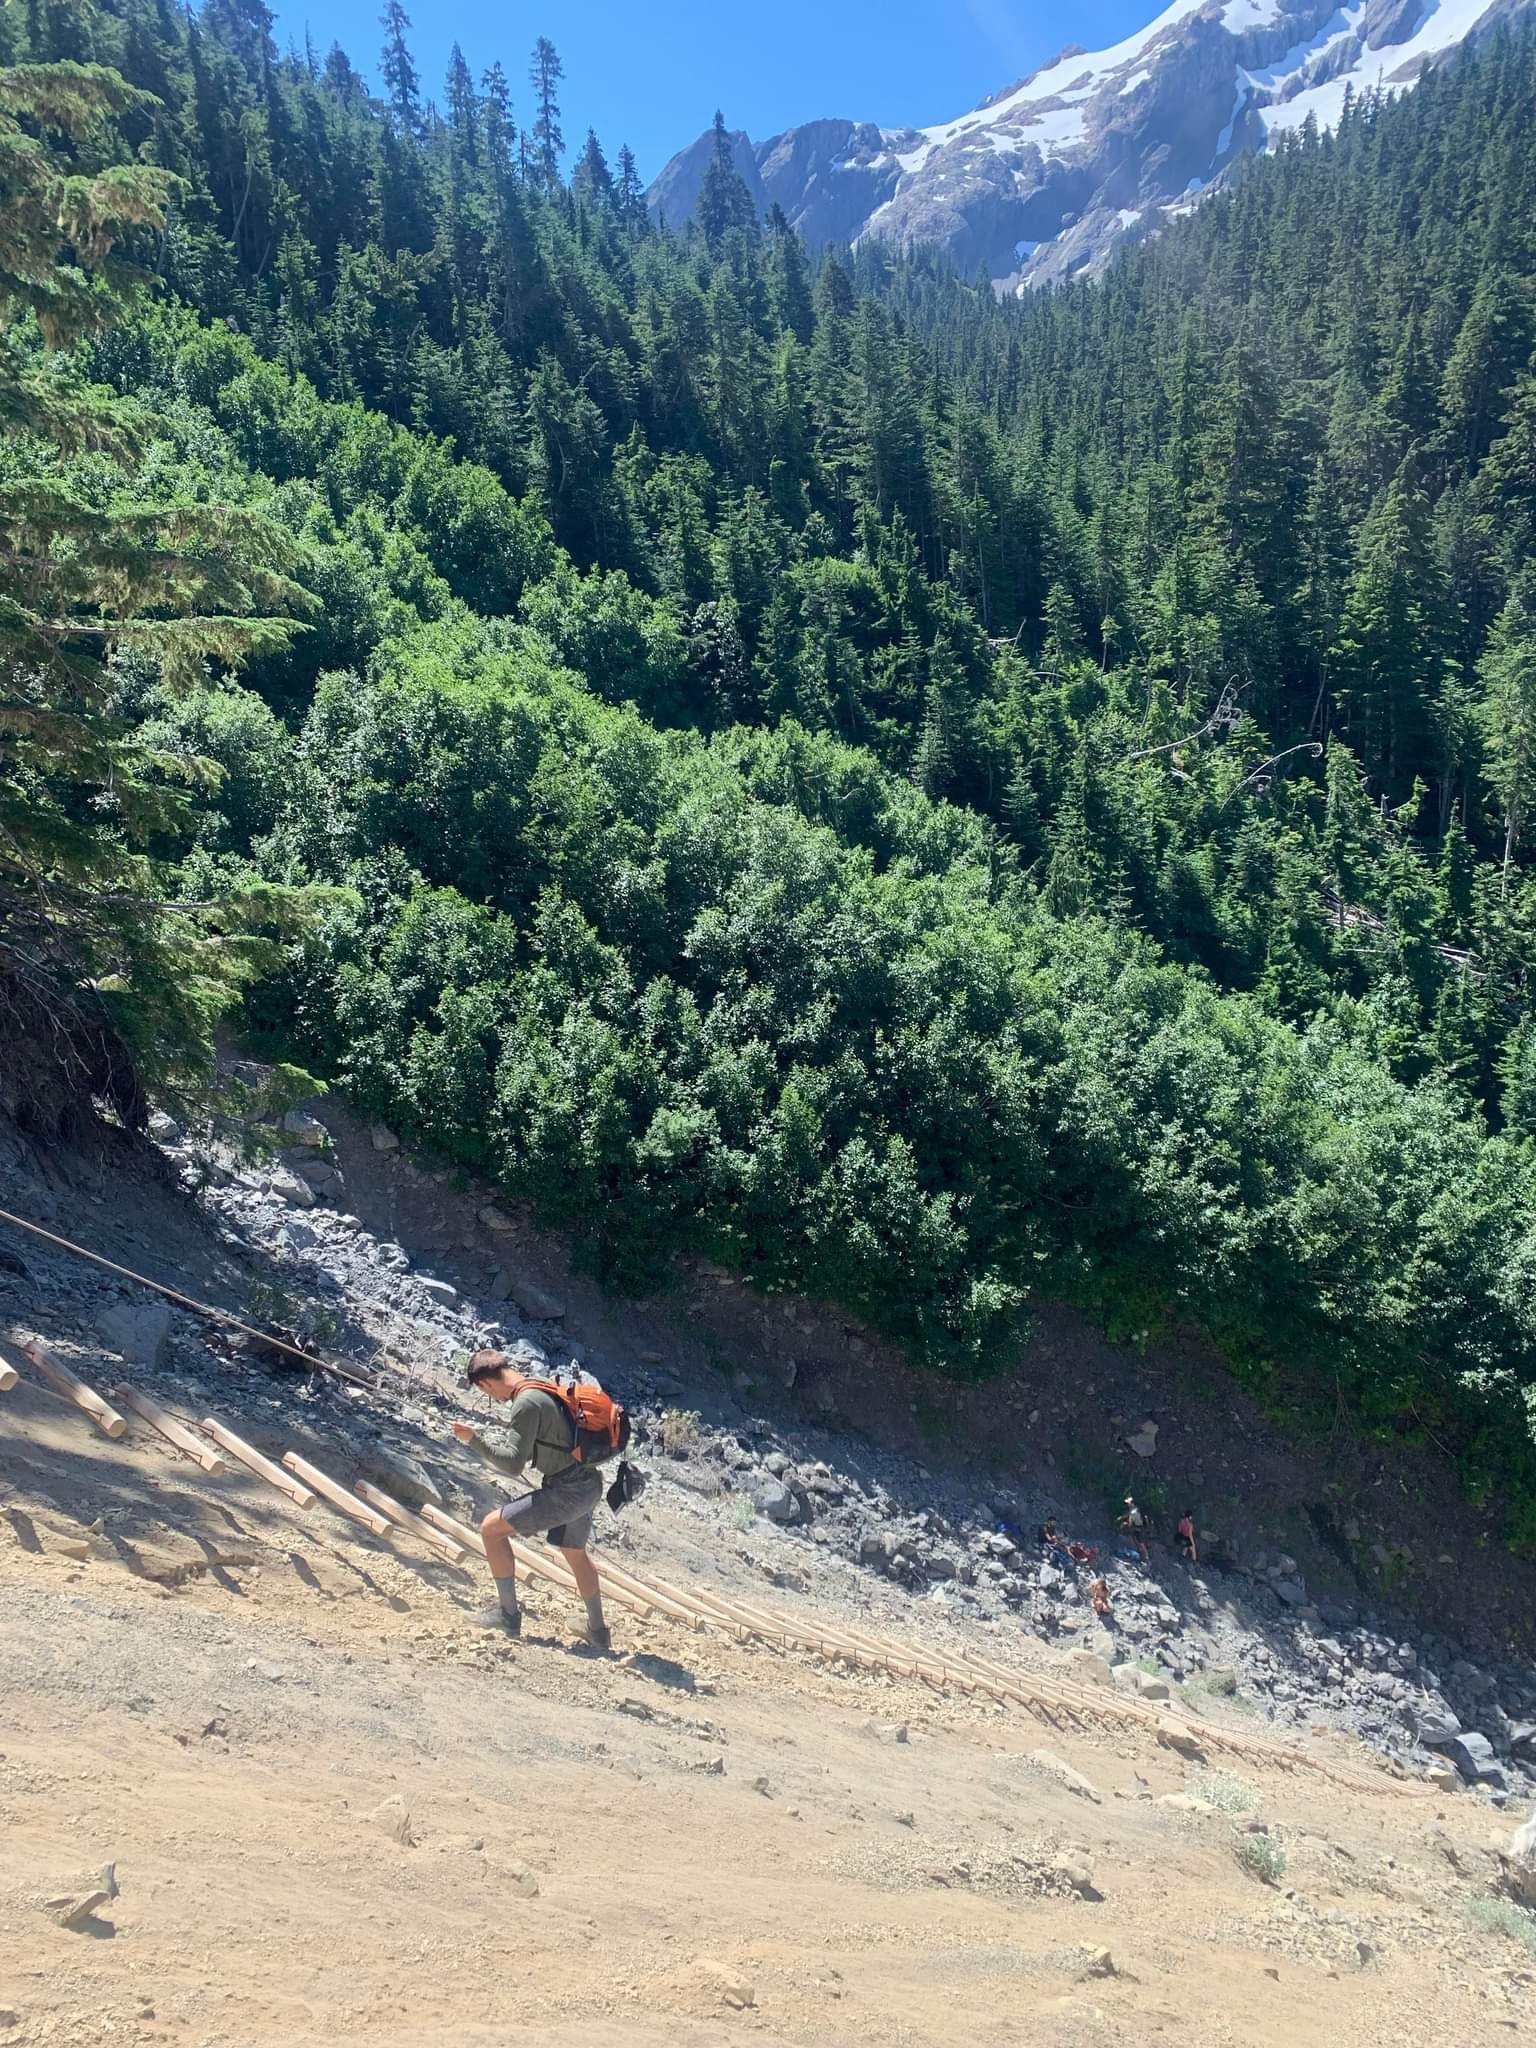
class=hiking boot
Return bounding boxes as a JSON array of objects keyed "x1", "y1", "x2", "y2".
[
  {"x1": 472, "y1": 1602, "x2": 521, "y2": 1638},
  {"x1": 572, "y1": 1623, "x2": 612, "y2": 1656}
]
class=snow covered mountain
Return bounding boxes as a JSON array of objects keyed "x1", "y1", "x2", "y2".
[{"x1": 649, "y1": 0, "x2": 1533, "y2": 287}]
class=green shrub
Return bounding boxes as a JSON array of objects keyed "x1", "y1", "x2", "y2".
[
  {"x1": 1231, "y1": 1830, "x2": 1286, "y2": 1885},
  {"x1": 1191, "y1": 1771, "x2": 1261, "y2": 1816},
  {"x1": 1464, "y1": 1898, "x2": 1536, "y2": 1957},
  {"x1": 660, "y1": 1407, "x2": 701, "y2": 1455}
]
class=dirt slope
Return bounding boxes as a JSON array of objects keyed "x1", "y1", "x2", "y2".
[{"x1": 1, "y1": 1355, "x2": 1530, "y2": 2048}]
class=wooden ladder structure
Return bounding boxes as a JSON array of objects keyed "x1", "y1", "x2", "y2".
[{"x1": 0, "y1": 1327, "x2": 1430, "y2": 1801}]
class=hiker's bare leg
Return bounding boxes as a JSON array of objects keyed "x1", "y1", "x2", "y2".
[
  {"x1": 480, "y1": 1508, "x2": 518, "y2": 1578},
  {"x1": 480, "y1": 1510, "x2": 522, "y2": 1629},
  {"x1": 559, "y1": 1544, "x2": 609, "y2": 1646},
  {"x1": 560, "y1": 1544, "x2": 599, "y2": 1601}
]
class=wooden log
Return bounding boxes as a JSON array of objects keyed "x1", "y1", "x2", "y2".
[
  {"x1": 9, "y1": 1333, "x2": 125, "y2": 1438},
  {"x1": 0, "y1": 1360, "x2": 16, "y2": 1392},
  {"x1": 639, "y1": 1571, "x2": 784, "y2": 1643},
  {"x1": 200, "y1": 1417, "x2": 315, "y2": 1508},
  {"x1": 111, "y1": 1384, "x2": 231, "y2": 1475},
  {"x1": 415, "y1": 1505, "x2": 659, "y2": 1618},
  {"x1": 281, "y1": 1453, "x2": 390, "y2": 1537},
  {"x1": 353, "y1": 1481, "x2": 469, "y2": 1564},
  {"x1": 418, "y1": 1502, "x2": 486, "y2": 1551},
  {"x1": 512, "y1": 1537, "x2": 666, "y2": 1618},
  {"x1": 591, "y1": 1556, "x2": 706, "y2": 1631}
]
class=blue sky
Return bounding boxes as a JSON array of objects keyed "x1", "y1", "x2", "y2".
[{"x1": 269, "y1": 0, "x2": 1158, "y2": 180}]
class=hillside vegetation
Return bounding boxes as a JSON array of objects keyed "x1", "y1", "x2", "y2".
[{"x1": 4, "y1": 3, "x2": 1536, "y2": 1529}]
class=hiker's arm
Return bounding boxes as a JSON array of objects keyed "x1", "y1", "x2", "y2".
[{"x1": 453, "y1": 1408, "x2": 534, "y2": 1479}]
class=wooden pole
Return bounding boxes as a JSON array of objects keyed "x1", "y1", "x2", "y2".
[
  {"x1": 632, "y1": 1569, "x2": 783, "y2": 1643},
  {"x1": 200, "y1": 1417, "x2": 315, "y2": 1508},
  {"x1": 418, "y1": 1502, "x2": 488, "y2": 1551},
  {"x1": 281, "y1": 1453, "x2": 391, "y2": 1537},
  {"x1": 111, "y1": 1385, "x2": 231, "y2": 1475},
  {"x1": 0, "y1": 1360, "x2": 16, "y2": 1392},
  {"x1": 353, "y1": 1481, "x2": 469, "y2": 1564},
  {"x1": 590, "y1": 1555, "x2": 707, "y2": 1631},
  {"x1": 7, "y1": 1333, "x2": 125, "y2": 1438}
]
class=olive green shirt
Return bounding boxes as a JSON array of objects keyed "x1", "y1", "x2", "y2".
[{"x1": 471, "y1": 1387, "x2": 577, "y2": 1484}]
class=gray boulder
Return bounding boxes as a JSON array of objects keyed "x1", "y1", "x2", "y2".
[
  {"x1": 509, "y1": 1277, "x2": 565, "y2": 1322},
  {"x1": 752, "y1": 1478, "x2": 799, "y2": 1524},
  {"x1": 358, "y1": 1448, "x2": 444, "y2": 1509},
  {"x1": 1414, "y1": 1707, "x2": 1462, "y2": 1748},
  {"x1": 98, "y1": 1301, "x2": 172, "y2": 1368},
  {"x1": 281, "y1": 1110, "x2": 329, "y2": 1147},
  {"x1": 1447, "y1": 1732, "x2": 1503, "y2": 1784}
]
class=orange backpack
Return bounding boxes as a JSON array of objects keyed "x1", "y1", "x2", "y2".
[{"x1": 524, "y1": 1377, "x2": 631, "y2": 1464}]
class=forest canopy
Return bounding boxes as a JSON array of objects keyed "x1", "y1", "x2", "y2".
[{"x1": 3, "y1": 1, "x2": 1536, "y2": 1533}]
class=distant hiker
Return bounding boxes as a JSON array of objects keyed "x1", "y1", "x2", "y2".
[
  {"x1": 1118, "y1": 1495, "x2": 1149, "y2": 1561},
  {"x1": 452, "y1": 1349, "x2": 630, "y2": 1652},
  {"x1": 1176, "y1": 1510, "x2": 1198, "y2": 1564},
  {"x1": 1037, "y1": 1516, "x2": 1072, "y2": 1564},
  {"x1": 1087, "y1": 1575, "x2": 1112, "y2": 1618}
]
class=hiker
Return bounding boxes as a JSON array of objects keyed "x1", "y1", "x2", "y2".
[
  {"x1": 1037, "y1": 1516, "x2": 1072, "y2": 1564},
  {"x1": 1087, "y1": 1574, "x2": 1113, "y2": 1618},
  {"x1": 452, "y1": 1349, "x2": 618, "y2": 1651},
  {"x1": 1176, "y1": 1508, "x2": 1198, "y2": 1564},
  {"x1": 1118, "y1": 1495, "x2": 1149, "y2": 1561}
]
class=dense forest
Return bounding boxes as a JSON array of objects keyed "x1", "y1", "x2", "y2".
[{"x1": 4, "y1": 1, "x2": 1536, "y2": 1532}]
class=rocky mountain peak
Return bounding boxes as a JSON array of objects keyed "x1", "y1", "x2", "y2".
[{"x1": 649, "y1": 0, "x2": 1533, "y2": 287}]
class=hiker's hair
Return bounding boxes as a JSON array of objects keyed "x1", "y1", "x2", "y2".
[{"x1": 467, "y1": 1349, "x2": 515, "y2": 1388}]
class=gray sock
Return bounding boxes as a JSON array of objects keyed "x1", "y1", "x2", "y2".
[
  {"x1": 584, "y1": 1594, "x2": 607, "y2": 1639},
  {"x1": 495, "y1": 1576, "x2": 521, "y2": 1624}
]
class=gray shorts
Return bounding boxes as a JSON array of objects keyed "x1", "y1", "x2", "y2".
[{"x1": 499, "y1": 1463, "x2": 604, "y2": 1550}]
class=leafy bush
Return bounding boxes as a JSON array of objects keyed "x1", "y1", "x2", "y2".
[
  {"x1": 1464, "y1": 1897, "x2": 1536, "y2": 1957},
  {"x1": 1231, "y1": 1830, "x2": 1286, "y2": 1885},
  {"x1": 660, "y1": 1408, "x2": 702, "y2": 1455},
  {"x1": 251, "y1": 648, "x2": 1536, "y2": 1535},
  {"x1": 1190, "y1": 1771, "x2": 1261, "y2": 1816}
]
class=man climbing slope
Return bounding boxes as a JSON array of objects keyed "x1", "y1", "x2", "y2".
[{"x1": 452, "y1": 1349, "x2": 612, "y2": 1651}]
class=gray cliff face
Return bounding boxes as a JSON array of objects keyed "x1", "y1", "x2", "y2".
[{"x1": 648, "y1": 0, "x2": 1529, "y2": 287}]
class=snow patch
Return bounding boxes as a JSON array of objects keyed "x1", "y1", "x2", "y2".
[{"x1": 1215, "y1": 81, "x2": 1248, "y2": 155}]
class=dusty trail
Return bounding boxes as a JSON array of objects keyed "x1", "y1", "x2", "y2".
[{"x1": 1, "y1": 1345, "x2": 1527, "y2": 2048}]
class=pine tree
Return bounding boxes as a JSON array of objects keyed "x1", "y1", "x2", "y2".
[
  {"x1": 614, "y1": 142, "x2": 646, "y2": 230},
  {"x1": 0, "y1": 62, "x2": 317, "y2": 1127},
  {"x1": 1477, "y1": 592, "x2": 1536, "y2": 892},
  {"x1": 765, "y1": 203, "x2": 814, "y2": 345},
  {"x1": 696, "y1": 110, "x2": 756, "y2": 250},
  {"x1": 571, "y1": 127, "x2": 614, "y2": 209},
  {"x1": 527, "y1": 35, "x2": 563, "y2": 191},
  {"x1": 378, "y1": 0, "x2": 420, "y2": 134},
  {"x1": 444, "y1": 41, "x2": 477, "y2": 167}
]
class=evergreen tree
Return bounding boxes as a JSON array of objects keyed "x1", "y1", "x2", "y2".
[
  {"x1": 377, "y1": 0, "x2": 420, "y2": 134},
  {"x1": 0, "y1": 60, "x2": 316, "y2": 1125},
  {"x1": 614, "y1": 142, "x2": 646, "y2": 230},
  {"x1": 1477, "y1": 592, "x2": 1536, "y2": 891},
  {"x1": 696, "y1": 110, "x2": 756, "y2": 250},
  {"x1": 571, "y1": 127, "x2": 614, "y2": 208},
  {"x1": 527, "y1": 35, "x2": 563, "y2": 190}
]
